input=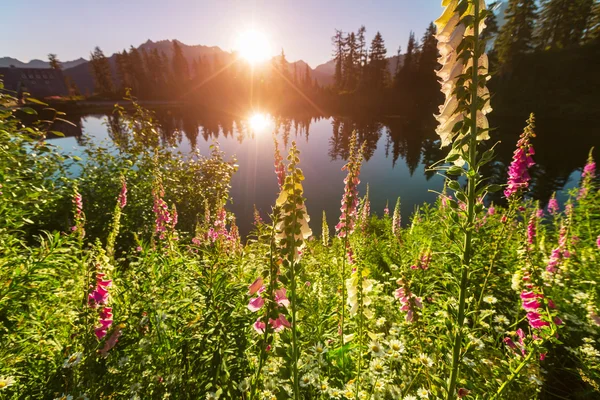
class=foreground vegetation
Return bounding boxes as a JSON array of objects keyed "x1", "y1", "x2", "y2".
[{"x1": 2, "y1": 2, "x2": 600, "y2": 399}]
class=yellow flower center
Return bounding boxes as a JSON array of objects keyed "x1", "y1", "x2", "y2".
[{"x1": 0, "y1": 382, "x2": 7, "y2": 388}]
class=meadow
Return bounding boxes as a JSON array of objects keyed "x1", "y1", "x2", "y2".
[{"x1": 1, "y1": 1, "x2": 600, "y2": 399}]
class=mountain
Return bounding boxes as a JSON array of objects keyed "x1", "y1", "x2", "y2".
[
  {"x1": 2, "y1": 39, "x2": 405, "y2": 95},
  {"x1": 0, "y1": 57, "x2": 87, "y2": 70}
]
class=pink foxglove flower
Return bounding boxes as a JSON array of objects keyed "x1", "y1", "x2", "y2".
[
  {"x1": 274, "y1": 288, "x2": 290, "y2": 308},
  {"x1": 578, "y1": 151, "x2": 595, "y2": 199},
  {"x1": 505, "y1": 115, "x2": 536, "y2": 199},
  {"x1": 248, "y1": 277, "x2": 264, "y2": 296},
  {"x1": 247, "y1": 297, "x2": 265, "y2": 312},
  {"x1": 253, "y1": 318, "x2": 266, "y2": 334},
  {"x1": 118, "y1": 177, "x2": 127, "y2": 209},
  {"x1": 547, "y1": 193, "x2": 559, "y2": 214}
]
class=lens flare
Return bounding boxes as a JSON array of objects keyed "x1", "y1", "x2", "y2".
[
  {"x1": 235, "y1": 29, "x2": 272, "y2": 64},
  {"x1": 248, "y1": 112, "x2": 272, "y2": 133}
]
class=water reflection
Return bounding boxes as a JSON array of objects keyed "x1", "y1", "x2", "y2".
[{"x1": 48, "y1": 108, "x2": 597, "y2": 234}]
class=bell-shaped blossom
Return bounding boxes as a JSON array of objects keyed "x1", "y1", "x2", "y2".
[
  {"x1": 504, "y1": 115, "x2": 536, "y2": 199},
  {"x1": 248, "y1": 277, "x2": 264, "y2": 296},
  {"x1": 247, "y1": 297, "x2": 265, "y2": 312},
  {"x1": 274, "y1": 288, "x2": 290, "y2": 308}
]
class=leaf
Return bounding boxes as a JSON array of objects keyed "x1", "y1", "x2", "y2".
[
  {"x1": 49, "y1": 130, "x2": 65, "y2": 137},
  {"x1": 21, "y1": 107, "x2": 37, "y2": 115},
  {"x1": 25, "y1": 97, "x2": 48, "y2": 106}
]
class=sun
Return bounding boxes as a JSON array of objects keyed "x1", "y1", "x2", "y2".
[
  {"x1": 235, "y1": 29, "x2": 272, "y2": 64},
  {"x1": 248, "y1": 112, "x2": 272, "y2": 132}
]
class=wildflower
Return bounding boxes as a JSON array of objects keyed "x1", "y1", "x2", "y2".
[
  {"x1": 274, "y1": 287, "x2": 290, "y2": 308},
  {"x1": 527, "y1": 213, "x2": 536, "y2": 247},
  {"x1": 248, "y1": 277, "x2": 264, "y2": 296},
  {"x1": 153, "y1": 184, "x2": 174, "y2": 240},
  {"x1": 206, "y1": 392, "x2": 220, "y2": 400},
  {"x1": 99, "y1": 325, "x2": 123, "y2": 357},
  {"x1": 547, "y1": 224, "x2": 568, "y2": 273},
  {"x1": 118, "y1": 176, "x2": 127, "y2": 208},
  {"x1": 488, "y1": 206, "x2": 495, "y2": 215},
  {"x1": 253, "y1": 318, "x2": 266, "y2": 334},
  {"x1": 392, "y1": 197, "x2": 401, "y2": 236},
  {"x1": 369, "y1": 341, "x2": 385, "y2": 357},
  {"x1": 579, "y1": 149, "x2": 596, "y2": 199},
  {"x1": 483, "y1": 295, "x2": 497, "y2": 304},
  {"x1": 417, "y1": 353, "x2": 434, "y2": 367},
  {"x1": 416, "y1": 387, "x2": 429, "y2": 399},
  {"x1": 370, "y1": 358, "x2": 387, "y2": 375},
  {"x1": 0, "y1": 376, "x2": 16, "y2": 389},
  {"x1": 547, "y1": 193, "x2": 559, "y2": 214},
  {"x1": 71, "y1": 184, "x2": 85, "y2": 237},
  {"x1": 329, "y1": 388, "x2": 343, "y2": 399},
  {"x1": 63, "y1": 352, "x2": 82, "y2": 368},
  {"x1": 238, "y1": 379, "x2": 250, "y2": 392},
  {"x1": 248, "y1": 297, "x2": 265, "y2": 312},
  {"x1": 597, "y1": 235, "x2": 600, "y2": 249},
  {"x1": 505, "y1": 115, "x2": 536, "y2": 199},
  {"x1": 273, "y1": 137, "x2": 286, "y2": 188},
  {"x1": 299, "y1": 374, "x2": 314, "y2": 387},
  {"x1": 312, "y1": 342, "x2": 327, "y2": 355},
  {"x1": 395, "y1": 280, "x2": 422, "y2": 322},
  {"x1": 269, "y1": 313, "x2": 291, "y2": 332},
  {"x1": 322, "y1": 210, "x2": 330, "y2": 246},
  {"x1": 494, "y1": 315, "x2": 509, "y2": 325},
  {"x1": 384, "y1": 200, "x2": 389, "y2": 216},
  {"x1": 388, "y1": 339, "x2": 405, "y2": 353},
  {"x1": 403, "y1": 396, "x2": 417, "y2": 400},
  {"x1": 336, "y1": 131, "x2": 365, "y2": 238},
  {"x1": 457, "y1": 388, "x2": 470, "y2": 398}
]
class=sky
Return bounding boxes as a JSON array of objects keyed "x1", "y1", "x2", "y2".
[{"x1": 1, "y1": 0, "x2": 446, "y2": 68}]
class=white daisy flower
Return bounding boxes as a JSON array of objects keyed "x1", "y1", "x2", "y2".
[
  {"x1": 494, "y1": 315, "x2": 509, "y2": 325},
  {"x1": 417, "y1": 387, "x2": 429, "y2": 398},
  {"x1": 483, "y1": 295, "x2": 497, "y2": 304},
  {"x1": 369, "y1": 341, "x2": 385, "y2": 357},
  {"x1": 63, "y1": 352, "x2": 83, "y2": 368},
  {"x1": 0, "y1": 376, "x2": 16, "y2": 389}
]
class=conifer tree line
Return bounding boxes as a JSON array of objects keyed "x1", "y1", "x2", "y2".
[
  {"x1": 492, "y1": 0, "x2": 599, "y2": 65},
  {"x1": 75, "y1": 1, "x2": 600, "y2": 115}
]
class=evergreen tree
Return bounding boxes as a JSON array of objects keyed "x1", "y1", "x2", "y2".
[
  {"x1": 417, "y1": 23, "x2": 439, "y2": 107},
  {"x1": 343, "y1": 32, "x2": 359, "y2": 91},
  {"x1": 367, "y1": 31, "x2": 388, "y2": 89},
  {"x1": 127, "y1": 46, "x2": 148, "y2": 97},
  {"x1": 481, "y1": 2, "x2": 501, "y2": 44},
  {"x1": 357, "y1": 25, "x2": 367, "y2": 83},
  {"x1": 332, "y1": 29, "x2": 345, "y2": 90},
  {"x1": 538, "y1": 0, "x2": 594, "y2": 49},
  {"x1": 115, "y1": 50, "x2": 131, "y2": 93},
  {"x1": 303, "y1": 64, "x2": 312, "y2": 88},
  {"x1": 495, "y1": 0, "x2": 537, "y2": 64},
  {"x1": 47, "y1": 54, "x2": 62, "y2": 70},
  {"x1": 89, "y1": 46, "x2": 114, "y2": 96},
  {"x1": 172, "y1": 40, "x2": 189, "y2": 81},
  {"x1": 395, "y1": 31, "x2": 417, "y2": 90}
]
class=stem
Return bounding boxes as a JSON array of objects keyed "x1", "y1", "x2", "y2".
[
  {"x1": 290, "y1": 172, "x2": 300, "y2": 400},
  {"x1": 355, "y1": 243, "x2": 364, "y2": 397},
  {"x1": 491, "y1": 345, "x2": 536, "y2": 399},
  {"x1": 249, "y1": 217, "x2": 279, "y2": 400},
  {"x1": 446, "y1": 2, "x2": 480, "y2": 398}
]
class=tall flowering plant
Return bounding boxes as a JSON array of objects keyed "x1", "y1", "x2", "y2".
[
  {"x1": 433, "y1": 1, "x2": 498, "y2": 398},
  {"x1": 334, "y1": 130, "x2": 365, "y2": 370},
  {"x1": 273, "y1": 142, "x2": 312, "y2": 400},
  {"x1": 505, "y1": 114, "x2": 536, "y2": 200}
]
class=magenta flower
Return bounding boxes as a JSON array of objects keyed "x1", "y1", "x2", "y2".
[
  {"x1": 579, "y1": 153, "x2": 595, "y2": 199},
  {"x1": 547, "y1": 194, "x2": 559, "y2": 214},
  {"x1": 596, "y1": 234, "x2": 600, "y2": 249},
  {"x1": 269, "y1": 314, "x2": 291, "y2": 332},
  {"x1": 253, "y1": 318, "x2": 266, "y2": 334},
  {"x1": 504, "y1": 116, "x2": 536, "y2": 199},
  {"x1": 247, "y1": 297, "x2": 265, "y2": 312},
  {"x1": 274, "y1": 288, "x2": 290, "y2": 308},
  {"x1": 118, "y1": 177, "x2": 127, "y2": 208},
  {"x1": 527, "y1": 214, "x2": 536, "y2": 246},
  {"x1": 488, "y1": 206, "x2": 495, "y2": 216},
  {"x1": 503, "y1": 337, "x2": 517, "y2": 350},
  {"x1": 248, "y1": 277, "x2": 264, "y2": 296},
  {"x1": 99, "y1": 326, "x2": 122, "y2": 357},
  {"x1": 522, "y1": 300, "x2": 541, "y2": 311}
]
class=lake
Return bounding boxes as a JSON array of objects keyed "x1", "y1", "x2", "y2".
[{"x1": 49, "y1": 108, "x2": 595, "y2": 236}]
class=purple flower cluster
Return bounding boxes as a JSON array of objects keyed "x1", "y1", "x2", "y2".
[
  {"x1": 505, "y1": 118, "x2": 536, "y2": 199},
  {"x1": 153, "y1": 190, "x2": 173, "y2": 240},
  {"x1": 547, "y1": 194, "x2": 559, "y2": 215},
  {"x1": 336, "y1": 173, "x2": 361, "y2": 238},
  {"x1": 118, "y1": 178, "x2": 127, "y2": 209},
  {"x1": 88, "y1": 272, "x2": 113, "y2": 339},
  {"x1": 578, "y1": 157, "x2": 596, "y2": 199},
  {"x1": 547, "y1": 224, "x2": 568, "y2": 273}
]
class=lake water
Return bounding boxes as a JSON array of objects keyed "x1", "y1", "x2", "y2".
[{"x1": 50, "y1": 109, "x2": 593, "y2": 236}]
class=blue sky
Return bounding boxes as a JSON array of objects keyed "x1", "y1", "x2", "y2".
[{"x1": 1, "y1": 0, "x2": 447, "y2": 67}]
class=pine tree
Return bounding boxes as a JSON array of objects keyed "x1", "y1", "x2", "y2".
[
  {"x1": 115, "y1": 50, "x2": 131, "y2": 92},
  {"x1": 538, "y1": 0, "x2": 594, "y2": 49},
  {"x1": 89, "y1": 46, "x2": 114, "y2": 96},
  {"x1": 481, "y1": 2, "x2": 501, "y2": 44},
  {"x1": 343, "y1": 32, "x2": 359, "y2": 91},
  {"x1": 47, "y1": 54, "x2": 62, "y2": 70},
  {"x1": 357, "y1": 25, "x2": 367, "y2": 83},
  {"x1": 303, "y1": 64, "x2": 312, "y2": 88},
  {"x1": 395, "y1": 31, "x2": 417, "y2": 90},
  {"x1": 127, "y1": 46, "x2": 148, "y2": 97},
  {"x1": 367, "y1": 31, "x2": 388, "y2": 89},
  {"x1": 172, "y1": 40, "x2": 189, "y2": 81},
  {"x1": 417, "y1": 23, "x2": 439, "y2": 107},
  {"x1": 332, "y1": 29, "x2": 346, "y2": 90},
  {"x1": 495, "y1": 0, "x2": 537, "y2": 64}
]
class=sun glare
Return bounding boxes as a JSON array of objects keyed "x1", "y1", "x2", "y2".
[
  {"x1": 248, "y1": 112, "x2": 271, "y2": 132},
  {"x1": 235, "y1": 29, "x2": 272, "y2": 64}
]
